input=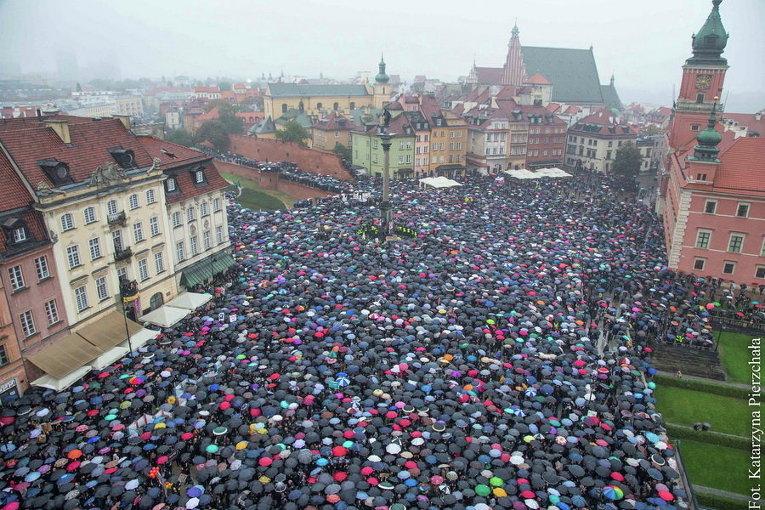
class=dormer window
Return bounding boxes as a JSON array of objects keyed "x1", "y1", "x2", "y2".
[
  {"x1": 2, "y1": 218, "x2": 29, "y2": 246},
  {"x1": 166, "y1": 177, "x2": 178, "y2": 192},
  {"x1": 191, "y1": 168, "x2": 206, "y2": 184},
  {"x1": 12, "y1": 227, "x2": 27, "y2": 243},
  {"x1": 109, "y1": 148, "x2": 137, "y2": 169},
  {"x1": 38, "y1": 159, "x2": 73, "y2": 186}
]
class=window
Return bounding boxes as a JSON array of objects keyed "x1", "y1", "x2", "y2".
[
  {"x1": 149, "y1": 216, "x2": 160, "y2": 237},
  {"x1": 216, "y1": 225, "x2": 224, "y2": 244},
  {"x1": 281, "y1": 103, "x2": 288, "y2": 114},
  {"x1": 190, "y1": 235, "x2": 199, "y2": 256},
  {"x1": 349, "y1": 102, "x2": 355, "y2": 110},
  {"x1": 728, "y1": 233, "x2": 744, "y2": 253},
  {"x1": 203, "y1": 230, "x2": 211, "y2": 249},
  {"x1": 89, "y1": 237, "x2": 102, "y2": 260},
  {"x1": 723, "y1": 261, "x2": 736, "y2": 275},
  {"x1": 34, "y1": 256, "x2": 50, "y2": 280},
  {"x1": 176, "y1": 241, "x2": 185, "y2": 262},
  {"x1": 166, "y1": 178, "x2": 177, "y2": 192},
  {"x1": 696, "y1": 93, "x2": 704, "y2": 103},
  {"x1": 333, "y1": 102, "x2": 339, "y2": 111},
  {"x1": 138, "y1": 258, "x2": 149, "y2": 281},
  {"x1": 83, "y1": 206, "x2": 96, "y2": 224},
  {"x1": 112, "y1": 230, "x2": 123, "y2": 252},
  {"x1": 44, "y1": 299, "x2": 59, "y2": 325},
  {"x1": 200, "y1": 201, "x2": 209, "y2": 216},
  {"x1": 116, "y1": 267, "x2": 127, "y2": 281},
  {"x1": 66, "y1": 245, "x2": 81, "y2": 269},
  {"x1": 133, "y1": 222, "x2": 144, "y2": 243},
  {"x1": 693, "y1": 258, "x2": 706, "y2": 271},
  {"x1": 736, "y1": 203, "x2": 750, "y2": 218},
  {"x1": 695, "y1": 230, "x2": 711, "y2": 249},
  {"x1": 213, "y1": 198, "x2": 222, "y2": 212},
  {"x1": 691, "y1": 124, "x2": 700, "y2": 132},
  {"x1": 8, "y1": 266, "x2": 24, "y2": 291},
  {"x1": 95, "y1": 276, "x2": 108, "y2": 300},
  {"x1": 704, "y1": 200, "x2": 717, "y2": 214},
  {"x1": 154, "y1": 252, "x2": 165, "y2": 274},
  {"x1": 187, "y1": 207, "x2": 195, "y2": 222},
  {"x1": 19, "y1": 310, "x2": 35, "y2": 337},
  {"x1": 0, "y1": 345, "x2": 7, "y2": 367},
  {"x1": 146, "y1": 189, "x2": 156, "y2": 204},
  {"x1": 107, "y1": 199, "x2": 118, "y2": 216},
  {"x1": 756, "y1": 266, "x2": 765, "y2": 279},
  {"x1": 194, "y1": 170, "x2": 205, "y2": 183},
  {"x1": 316, "y1": 102, "x2": 323, "y2": 110},
  {"x1": 61, "y1": 213, "x2": 74, "y2": 231},
  {"x1": 128, "y1": 194, "x2": 139, "y2": 210},
  {"x1": 11, "y1": 227, "x2": 26, "y2": 243},
  {"x1": 74, "y1": 285, "x2": 89, "y2": 312},
  {"x1": 172, "y1": 211, "x2": 182, "y2": 228}
]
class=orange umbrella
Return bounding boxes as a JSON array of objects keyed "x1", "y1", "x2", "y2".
[{"x1": 67, "y1": 449, "x2": 82, "y2": 460}]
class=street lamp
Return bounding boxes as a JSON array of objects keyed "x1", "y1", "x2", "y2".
[
  {"x1": 378, "y1": 108, "x2": 393, "y2": 240},
  {"x1": 119, "y1": 276, "x2": 136, "y2": 353}
]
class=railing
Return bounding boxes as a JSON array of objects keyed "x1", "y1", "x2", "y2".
[
  {"x1": 107, "y1": 211, "x2": 127, "y2": 226},
  {"x1": 114, "y1": 246, "x2": 132, "y2": 262},
  {"x1": 673, "y1": 440, "x2": 700, "y2": 510},
  {"x1": 712, "y1": 315, "x2": 765, "y2": 335}
]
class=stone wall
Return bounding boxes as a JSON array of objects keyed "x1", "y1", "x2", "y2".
[{"x1": 213, "y1": 160, "x2": 333, "y2": 201}]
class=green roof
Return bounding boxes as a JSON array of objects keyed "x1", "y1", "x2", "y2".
[
  {"x1": 275, "y1": 110, "x2": 313, "y2": 129},
  {"x1": 268, "y1": 83, "x2": 370, "y2": 98},
  {"x1": 521, "y1": 46, "x2": 603, "y2": 104},
  {"x1": 600, "y1": 83, "x2": 623, "y2": 111},
  {"x1": 180, "y1": 253, "x2": 235, "y2": 288}
]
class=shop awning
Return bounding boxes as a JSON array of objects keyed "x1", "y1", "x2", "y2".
[
  {"x1": 90, "y1": 346, "x2": 130, "y2": 370},
  {"x1": 139, "y1": 305, "x2": 189, "y2": 328},
  {"x1": 32, "y1": 366, "x2": 92, "y2": 392},
  {"x1": 167, "y1": 292, "x2": 213, "y2": 311},
  {"x1": 27, "y1": 333, "x2": 103, "y2": 380},
  {"x1": 124, "y1": 328, "x2": 160, "y2": 350},
  {"x1": 180, "y1": 252, "x2": 236, "y2": 288},
  {"x1": 77, "y1": 311, "x2": 143, "y2": 351}
]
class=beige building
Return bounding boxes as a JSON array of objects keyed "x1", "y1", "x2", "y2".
[{"x1": 565, "y1": 109, "x2": 637, "y2": 173}]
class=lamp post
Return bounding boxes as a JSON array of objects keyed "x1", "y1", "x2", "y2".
[
  {"x1": 119, "y1": 276, "x2": 136, "y2": 353},
  {"x1": 378, "y1": 108, "x2": 393, "y2": 240}
]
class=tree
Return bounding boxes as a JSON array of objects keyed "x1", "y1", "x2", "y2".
[
  {"x1": 640, "y1": 124, "x2": 663, "y2": 136},
  {"x1": 333, "y1": 142, "x2": 351, "y2": 160},
  {"x1": 166, "y1": 129, "x2": 196, "y2": 147},
  {"x1": 218, "y1": 82, "x2": 232, "y2": 91},
  {"x1": 612, "y1": 142, "x2": 642, "y2": 190},
  {"x1": 275, "y1": 120, "x2": 311, "y2": 146},
  {"x1": 217, "y1": 102, "x2": 244, "y2": 135},
  {"x1": 195, "y1": 121, "x2": 230, "y2": 151}
]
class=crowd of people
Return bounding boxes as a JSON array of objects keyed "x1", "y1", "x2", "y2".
[
  {"x1": 1, "y1": 169, "x2": 758, "y2": 509},
  {"x1": 203, "y1": 148, "x2": 353, "y2": 193}
]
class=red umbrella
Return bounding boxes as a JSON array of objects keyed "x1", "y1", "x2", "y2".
[
  {"x1": 67, "y1": 449, "x2": 82, "y2": 460},
  {"x1": 258, "y1": 457, "x2": 272, "y2": 467},
  {"x1": 430, "y1": 475, "x2": 444, "y2": 485},
  {"x1": 610, "y1": 472, "x2": 624, "y2": 481},
  {"x1": 331, "y1": 446, "x2": 348, "y2": 457},
  {"x1": 658, "y1": 490, "x2": 674, "y2": 501}
]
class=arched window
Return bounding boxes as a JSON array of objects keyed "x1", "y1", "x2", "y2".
[
  {"x1": 333, "y1": 102, "x2": 339, "y2": 111},
  {"x1": 298, "y1": 101, "x2": 304, "y2": 112},
  {"x1": 281, "y1": 103, "x2": 288, "y2": 113},
  {"x1": 316, "y1": 102, "x2": 323, "y2": 110}
]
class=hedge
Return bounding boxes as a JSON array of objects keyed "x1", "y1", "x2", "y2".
[
  {"x1": 665, "y1": 423, "x2": 749, "y2": 450},
  {"x1": 694, "y1": 485, "x2": 751, "y2": 510},
  {"x1": 653, "y1": 373, "x2": 749, "y2": 399}
]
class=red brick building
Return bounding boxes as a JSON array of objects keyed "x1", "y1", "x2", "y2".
[
  {"x1": 661, "y1": 0, "x2": 765, "y2": 284},
  {"x1": 519, "y1": 104, "x2": 567, "y2": 169}
]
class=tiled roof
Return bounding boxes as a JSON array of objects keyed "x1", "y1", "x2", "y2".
[
  {"x1": 521, "y1": 46, "x2": 603, "y2": 104},
  {"x1": 135, "y1": 135, "x2": 208, "y2": 169},
  {"x1": 600, "y1": 83, "x2": 623, "y2": 110},
  {"x1": 474, "y1": 67, "x2": 504, "y2": 85},
  {"x1": 526, "y1": 73, "x2": 551, "y2": 85},
  {"x1": 571, "y1": 109, "x2": 636, "y2": 135},
  {"x1": 0, "y1": 116, "x2": 154, "y2": 188},
  {"x1": 313, "y1": 112, "x2": 351, "y2": 131},
  {"x1": 0, "y1": 208, "x2": 48, "y2": 254},
  {"x1": 714, "y1": 137, "x2": 765, "y2": 193},
  {"x1": 722, "y1": 112, "x2": 765, "y2": 136},
  {"x1": 267, "y1": 83, "x2": 370, "y2": 98},
  {"x1": 518, "y1": 104, "x2": 566, "y2": 125},
  {"x1": 0, "y1": 151, "x2": 33, "y2": 211},
  {"x1": 546, "y1": 102, "x2": 561, "y2": 113}
]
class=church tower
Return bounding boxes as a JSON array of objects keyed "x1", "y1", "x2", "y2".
[
  {"x1": 669, "y1": 0, "x2": 728, "y2": 150},
  {"x1": 372, "y1": 55, "x2": 391, "y2": 109},
  {"x1": 501, "y1": 23, "x2": 526, "y2": 87}
]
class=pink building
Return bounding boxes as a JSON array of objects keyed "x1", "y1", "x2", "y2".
[{"x1": 661, "y1": 0, "x2": 765, "y2": 285}]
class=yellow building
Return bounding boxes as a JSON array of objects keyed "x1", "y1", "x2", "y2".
[
  {"x1": 418, "y1": 96, "x2": 468, "y2": 176},
  {"x1": 0, "y1": 116, "x2": 177, "y2": 330},
  {"x1": 263, "y1": 57, "x2": 392, "y2": 119},
  {"x1": 311, "y1": 113, "x2": 352, "y2": 152}
]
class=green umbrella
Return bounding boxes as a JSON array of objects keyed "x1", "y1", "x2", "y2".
[
  {"x1": 206, "y1": 444, "x2": 219, "y2": 454},
  {"x1": 475, "y1": 484, "x2": 491, "y2": 496},
  {"x1": 489, "y1": 476, "x2": 504, "y2": 487}
]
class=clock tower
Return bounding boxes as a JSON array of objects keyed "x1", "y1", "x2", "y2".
[{"x1": 669, "y1": 0, "x2": 728, "y2": 150}]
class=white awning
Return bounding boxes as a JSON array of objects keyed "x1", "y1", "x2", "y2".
[
  {"x1": 90, "y1": 346, "x2": 130, "y2": 370},
  {"x1": 139, "y1": 305, "x2": 189, "y2": 328},
  {"x1": 419, "y1": 176, "x2": 462, "y2": 189},
  {"x1": 32, "y1": 366, "x2": 92, "y2": 391},
  {"x1": 124, "y1": 328, "x2": 160, "y2": 350},
  {"x1": 167, "y1": 292, "x2": 212, "y2": 311},
  {"x1": 503, "y1": 167, "x2": 572, "y2": 179}
]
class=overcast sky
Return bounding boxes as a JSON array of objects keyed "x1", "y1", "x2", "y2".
[{"x1": 0, "y1": 0, "x2": 763, "y2": 110}]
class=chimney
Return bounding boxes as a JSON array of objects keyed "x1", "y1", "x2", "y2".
[
  {"x1": 45, "y1": 119, "x2": 70, "y2": 144},
  {"x1": 113, "y1": 114, "x2": 131, "y2": 130},
  {"x1": 756, "y1": 112, "x2": 762, "y2": 121}
]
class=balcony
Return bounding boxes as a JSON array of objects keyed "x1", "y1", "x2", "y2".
[
  {"x1": 107, "y1": 211, "x2": 126, "y2": 227},
  {"x1": 114, "y1": 246, "x2": 132, "y2": 262}
]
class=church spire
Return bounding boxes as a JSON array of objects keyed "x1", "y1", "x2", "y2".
[
  {"x1": 688, "y1": 0, "x2": 728, "y2": 64},
  {"x1": 502, "y1": 21, "x2": 525, "y2": 87},
  {"x1": 692, "y1": 100, "x2": 722, "y2": 161}
]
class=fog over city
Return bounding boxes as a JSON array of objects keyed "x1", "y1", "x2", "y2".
[{"x1": 1, "y1": 0, "x2": 763, "y2": 110}]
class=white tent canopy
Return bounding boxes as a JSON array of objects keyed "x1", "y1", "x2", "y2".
[
  {"x1": 32, "y1": 366, "x2": 92, "y2": 392},
  {"x1": 503, "y1": 167, "x2": 572, "y2": 179},
  {"x1": 167, "y1": 292, "x2": 212, "y2": 311},
  {"x1": 125, "y1": 328, "x2": 161, "y2": 350},
  {"x1": 91, "y1": 346, "x2": 130, "y2": 370},
  {"x1": 139, "y1": 305, "x2": 189, "y2": 328},
  {"x1": 418, "y1": 176, "x2": 462, "y2": 189}
]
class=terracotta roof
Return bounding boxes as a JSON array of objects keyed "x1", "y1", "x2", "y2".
[
  {"x1": 714, "y1": 137, "x2": 765, "y2": 193},
  {"x1": 0, "y1": 208, "x2": 49, "y2": 254},
  {"x1": 163, "y1": 160, "x2": 228, "y2": 204},
  {"x1": 0, "y1": 151, "x2": 33, "y2": 211},
  {"x1": 0, "y1": 116, "x2": 154, "y2": 188},
  {"x1": 474, "y1": 67, "x2": 504, "y2": 84},
  {"x1": 135, "y1": 135, "x2": 208, "y2": 169},
  {"x1": 526, "y1": 73, "x2": 551, "y2": 85},
  {"x1": 546, "y1": 103, "x2": 561, "y2": 113},
  {"x1": 722, "y1": 112, "x2": 765, "y2": 136},
  {"x1": 313, "y1": 112, "x2": 351, "y2": 131}
]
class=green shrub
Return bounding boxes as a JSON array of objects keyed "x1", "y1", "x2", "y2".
[
  {"x1": 653, "y1": 373, "x2": 749, "y2": 399},
  {"x1": 665, "y1": 423, "x2": 749, "y2": 450},
  {"x1": 694, "y1": 485, "x2": 751, "y2": 510}
]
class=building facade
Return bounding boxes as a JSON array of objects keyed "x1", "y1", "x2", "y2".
[
  {"x1": 351, "y1": 113, "x2": 415, "y2": 179},
  {"x1": 312, "y1": 113, "x2": 352, "y2": 152},
  {"x1": 565, "y1": 109, "x2": 637, "y2": 173},
  {"x1": 521, "y1": 105, "x2": 567, "y2": 169}
]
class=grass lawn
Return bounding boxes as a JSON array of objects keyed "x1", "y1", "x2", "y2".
[
  {"x1": 678, "y1": 439, "x2": 751, "y2": 495},
  {"x1": 220, "y1": 172, "x2": 294, "y2": 210},
  {"x1": 717, "y1": 331, "x2": 756, "y2": 384},
  {"x1": 655, "y1": 385, "x2": 750, "y2": 437}
]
